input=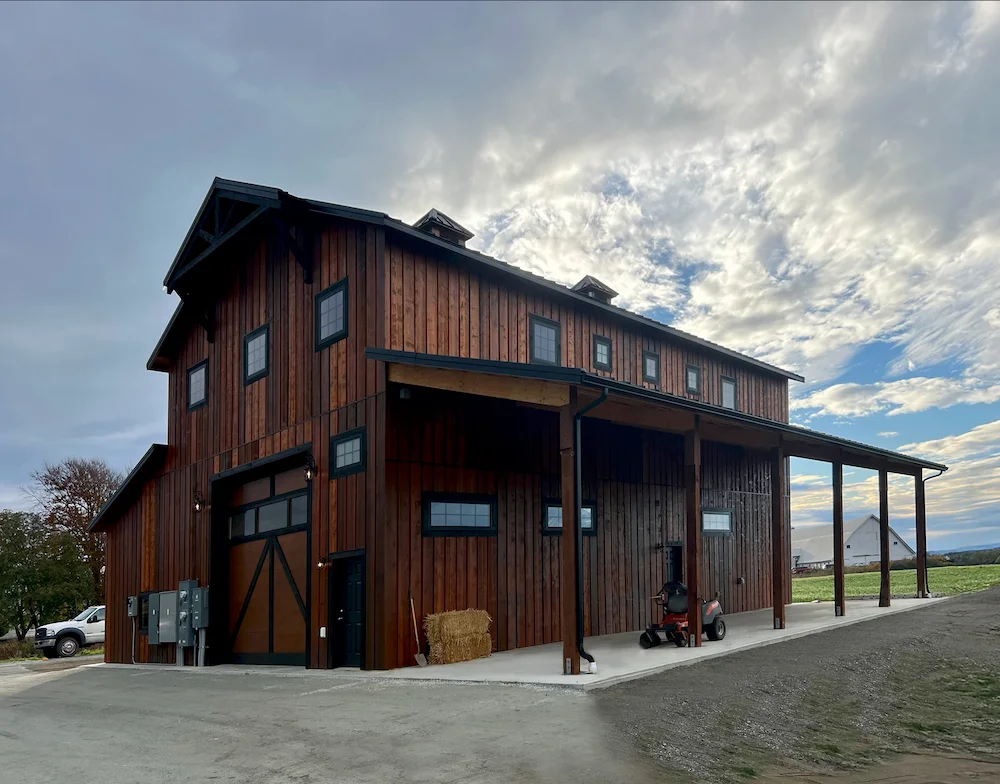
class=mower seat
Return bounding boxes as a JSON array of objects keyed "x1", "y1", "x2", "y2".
[{"x1": 661, "y1": 582, "x2": 688, "y2": 614}]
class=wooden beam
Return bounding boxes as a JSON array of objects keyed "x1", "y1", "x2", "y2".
[
  {"x1": 700, "y1": 419, "x2": 780, "y2": 450},
  {"x1": 271, "y1": 211, "x2": 313, "y2": 284},
  {"x1": 832, "y1": 461, "x2": 845, "y2": 617},
  {"x1": 586, "y1": 397, "x2": 694, "y2": 434},
  {"x1": 560, "y1": 389, "x2": 580, "y2": 675},
  {"x1": 387, "y1": 363, "x2": 570, "y2": 407},
  {"x1": 878, "y1": 468, "x2": 891, "y2": 607},
  {"x1": 172, "y1": 205, "x2": 269, "y2": 283},
  {"x1": 684, "y1": 418, "x2": 702, "y2": 646},
  {"x1": 915, "y1": 470, "x2": 928, "y2": 598},
  {"x1": 771, "y1": 445, "x2": 787, "y2": 629}
]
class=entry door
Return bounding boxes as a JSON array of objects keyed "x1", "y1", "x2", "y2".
[{"x1": 329, "y1": 554, "x2": 365, "y2": 668}]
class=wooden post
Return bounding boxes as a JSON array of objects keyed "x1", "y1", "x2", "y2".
[
  {"x1": 684, "y1": 417, "x2": 702, "y2": 646},
  {"x1": 915, "y1": 470, "x2": 928, "y2": 598},
  {"x1": 878, "y1": 468, "x2": 891, "y2": 607},
  {"x1": 771, "y1": 445, "x2": 787, "y2": 629},
  {"x1": 832, "y1": 461, "x2": 846, "y2": 617},
  {"x1": 560, "y1": 388, "x2": 580, "y2": 674}
]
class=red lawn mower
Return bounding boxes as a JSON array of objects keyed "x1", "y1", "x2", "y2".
[{"x1": 638, "y1": 582, "x2": 726, "y2": 649}]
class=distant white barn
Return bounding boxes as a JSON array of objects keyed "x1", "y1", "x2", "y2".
[{"x1": 791, "y1": 515, "x2": 916, "y2": 569}]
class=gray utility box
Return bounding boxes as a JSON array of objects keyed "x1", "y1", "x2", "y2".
[
  {"x1": 177, "y1": 579, "x2": 198, "y2": 648},
  {"x1": 192, "y1": 586, "x2": 210, "y2": 630},
  {"x1": 127, "y1": 595, "x2": 139, "y2": 618},
  {"x1": 148, "y1": 592, "x2": 160, "y2": 645},
  {"x1": 158, "y1": 591, "x2": 178, "y2": 644}
]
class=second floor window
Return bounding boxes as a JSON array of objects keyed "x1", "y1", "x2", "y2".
[
  {"x1": 530, "y1": 315, "x2": 560, "y2": 365},
  {"x1": 331, "y1": 427, "x2": 366, "y2": 478},
  {"x1": 315, "y1": 279, "x2": 348, "y2": 350},
  {"x1": 187, "y1": 360, "x2": 207, "y2": 411},
  {"x1": 593, "y1": 335, "x2": 612, "y2": 371},
  {"x1": 721, "y1": 376, "x2": 737, "y2": 410},
  {"x1": 643, "y1": 350, "x2": 660, "y2": 386},
  {"x1": 686, "y1": 364, "x2": 701, "y2": 395},
  {"x1": 244, "y1": 324, "x2": 269, "y2": 385}
]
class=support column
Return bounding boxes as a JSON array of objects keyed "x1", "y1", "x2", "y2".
[
  {"x1": 771, "y1": 445, "x2": 787, "y2": 629},
  {"x1": 560, "y1": 388, "x2": 580, "y2": 675},
  {"x1": 915, "y1": 470, "x2": 928, "y2": 598},
  {"x1": 684, "y1": 417, "x2": 702, "y2": 646},
  {"x1": 832, "y1": 461, "x2": 846, "y2": 617},
  {"x1": 878, "y1": 468, "x2": 891, "y2": 607}
]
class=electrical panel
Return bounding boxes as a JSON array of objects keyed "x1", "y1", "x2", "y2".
[
  {"x1": 177, "y1": 579, "x2": 197, "y2": 647},
  {"x1": 127, "y1": 596, "x2": 138, "y2": 618},
  {"x1": 148, "y1": 591, "x2": 160, "y2": 645},
  {"x1": 192, "y1": 586, "x2": 210, "y2": 630},
  {"x1": 158, "y1": 591, "x2": 178, "y2": 644}
]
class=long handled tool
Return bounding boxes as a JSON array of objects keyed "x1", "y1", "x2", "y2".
[{"x1": 410, "y1": 590, "x2": 428, "y2": 667}]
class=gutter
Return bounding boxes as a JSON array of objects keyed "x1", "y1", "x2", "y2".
[{"x1": 574, "y1": 387, "x2": 609, "y2": 673}]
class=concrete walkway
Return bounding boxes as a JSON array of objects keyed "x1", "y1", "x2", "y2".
[{"x1": 370, "y1": 597, "x2": 946, "y2": 690}]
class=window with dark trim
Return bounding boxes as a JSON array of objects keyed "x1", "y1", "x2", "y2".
[
  {"x1": 187, "y1": 359, "x2": 208, "y2": 411},
  {"x1": 702, "y1": 508, "x2": 732, "y2": 536},
  {"x1": 138, "y1": 591, "x2": 151, "y2": 636},
  {"x1": 685, "y1": 364, "x2": 701, "y2": 395},
  {"x1": 643, "y1": 350, "x2": 660, "y2": 385},
  {"x1": 542, "y1": 501, "x2": 596, "y2": 535},
  {"x1": 330, "y1": 427, "x2": 366, "y2": 478},
  {"x1": 229, "y1": 492, "x2": 309, "y2": 542},
  {"x1": 721, "y1": 376, "x2": 737, "y2": 410},
  {"x1": 529, "y1": 315, "x2": 560, "y2": 365},
  {"x1": 315, "y1": 279, "x2": 348, "y2": 350},
  {"x1": 244, "y1": 324, "x2": 269, "y2": 385},
  {"x1": 593, "y1": 335, "x2": 612, "y2": 371},
  {"x1": 422, "y1": 493, "x2": 497, "y2": 536}
]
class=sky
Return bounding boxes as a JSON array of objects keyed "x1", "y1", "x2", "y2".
[{"x1": 1, "y1": 1, "x2": 998, "y2": 551}]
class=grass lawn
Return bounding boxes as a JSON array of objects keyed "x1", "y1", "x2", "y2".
[{"x1": 791, "y1": 564, "x2": 1000, "y2": 602}]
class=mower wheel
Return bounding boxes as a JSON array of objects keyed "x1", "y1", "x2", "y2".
[
  {"x1": 639, "y1": 631, "x2": 658, "y2": 649},
  {"x1": 673, "y1": 632, "x2": 687, "y2": 648},
  {"x1": 706, "y1": 617, "x2": 727, "y2": 641}
]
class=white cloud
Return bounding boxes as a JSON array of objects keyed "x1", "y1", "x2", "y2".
[
  {"x1": 792, "y1": 377, "x2": 1000, "y2": 418},
  {"x1": 877, "y1": 431, "x2": 900, "y2": 438}
]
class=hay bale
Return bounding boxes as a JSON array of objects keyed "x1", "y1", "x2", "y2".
[{"x1": 424, "y1": 609, "x2": 492, "y2": 664}]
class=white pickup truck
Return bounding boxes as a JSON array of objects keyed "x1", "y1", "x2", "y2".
[{"x1": 33, "y1": 605, "x2": 106, "y2": 658}]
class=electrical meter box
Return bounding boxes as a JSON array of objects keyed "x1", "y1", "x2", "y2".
[
  {"x1": 192, "y1": 586, "x2": 210, "y2": 629},
  {"x1": 177, "y1": 579, "x2": 197, "y2": 647},
  {"x1": 158, "y1": 591, "x2": 178, "y2": 644},
  {"x1": 127, "y1": 595, "x2": 138, "y2": 618},
  {"x1": 148, "y1": 591, "x2": 161, "y2": 645}
]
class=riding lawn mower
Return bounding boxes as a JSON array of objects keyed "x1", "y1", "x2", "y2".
[{"x1": 638, "y1": 581, "x2": 726, "y2": 648}]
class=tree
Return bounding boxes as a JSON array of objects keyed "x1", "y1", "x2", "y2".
[
  {"x1": 27, "y1": 459, "x2": 124, "y2": 602},
  {"x1": 0, "y1": 510, "x2": 93, "y2": 640}
]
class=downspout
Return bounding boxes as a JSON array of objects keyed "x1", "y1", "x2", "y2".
[
  {"x1": 574, "y1": 387, "x2": 608, "y2": 672},
  {"x1": 920, "y1": 468, "x2": 946, "y2": 595}
]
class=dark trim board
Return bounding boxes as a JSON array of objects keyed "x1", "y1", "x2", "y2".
[
  {"x1": 231, "y1": 653, "x2": 307, "y2": 666},
  {"x1": 89, "y1": 444, "x2": 167, "y2": 531}
]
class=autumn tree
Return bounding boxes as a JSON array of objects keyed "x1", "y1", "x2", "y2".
[{"x1": 28, "y1": 459, "x2": 124, "y2": 602}]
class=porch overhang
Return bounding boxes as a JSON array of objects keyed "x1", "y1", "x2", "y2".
[{"x1": 366, "y1": 349, "x2": 947, "y2": 475}]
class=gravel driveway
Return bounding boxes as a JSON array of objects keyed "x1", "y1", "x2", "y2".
[{"x1": 595, "y1": 587, "x2": 1000, "y2": 781}]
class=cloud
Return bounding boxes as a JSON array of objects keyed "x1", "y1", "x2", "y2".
[
  {"x1": 877, "y1": 431, "x2": 900, "y2": 438},
  {"x1": 792, "y1": 377, "x2": 1000, "y2": 418}
]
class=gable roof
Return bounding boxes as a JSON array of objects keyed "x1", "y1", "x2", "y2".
[
  {"x1": 792, "y1": 515, "x2": 915, "y2": 564},
  {"x1": 89, "y1": 444, "x2": 167, "y2": 532},
  {"x1": 148, "y1": 178, "x2": 805, "y2": 381}
]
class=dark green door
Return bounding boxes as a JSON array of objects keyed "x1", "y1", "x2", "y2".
[{"x1": 329, "y1": 553, "x2": 364, "y2": 668}]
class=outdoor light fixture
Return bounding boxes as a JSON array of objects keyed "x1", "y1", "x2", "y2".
[
  {"x1": 193, "y1": 489, "x2": 205, "y2": 513},
  {"x1": 304, "y1": 454, "x2": 316, "y2": 483}
]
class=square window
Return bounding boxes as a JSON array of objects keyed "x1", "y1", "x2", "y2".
[
  {"x1": 423, "y1": 493, "x2": 496, "y2": 536},
  {"x1": 643, "y1": 350, "x2": 660, "y2": 385},
  {"x1": 593, "y1": 335, "x2": 612, "y2": 371},
  {"x1": 702, "y1": 509, "x2": 732, "y2": 535},
  {"x1": 721, "y1": 377, "x2": 737, "y2": 410},
  {"x1": 330, "y1": 428, "x2": 366, "y2": 478},
  {"x1": 315, "y1": 279, "x2": 348, "y2": 350},
  {"x1": 542, "y1": 501, "x2": 596, "y2": 535},
  {"x1": 244, "y1": 325, "x2": 269, "y2": 384},
  {"x1": 529, "y1": 315, "x2": 560, "y2": 365},
  {"x1": 685, "y1": 364, "x2": 701, "y2": 395},
  {"x1": 256, "y1": 500, "x2": 288, "y2": 533},
  {"x1": 187, "y1": 360, "x2": 208, "y2": 410}
]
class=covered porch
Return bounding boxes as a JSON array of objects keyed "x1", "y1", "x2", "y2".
[{"x1": 369, "y1": 348, "x2": 947, "y2": 676}]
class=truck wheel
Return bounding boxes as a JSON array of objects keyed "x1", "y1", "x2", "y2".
[
  {"x1": 706, "y1": 618, "x2": 726, "y2": 642},
  {"x1": 56, "y1": 636, "x2": 80, "y2": 658}
]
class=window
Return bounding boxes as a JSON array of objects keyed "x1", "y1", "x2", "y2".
[
  {"x1": 92, "y1": 607, "x2": 105, "y2": 622},
  {"x1": 330, "y1": 427, "x2": 366, "y2": 478},
  {"x1": 228, "y1": 491, "x2": 308, "y2": 541},
  {"x1": 643, "y1": 350, "x2": 660, "y2": 385},
  {"x1": 187, "y1": 360, "x2": 208, "y2": 411},
  {"x1": 244, "y1": 324, "x2": 269, "y2": 385},
  {"x1": 542, "y1": 501, "x2": 596, "y2": 535},
  {"x1": 593, "y1": 335, "x2": 612, "y2": 371},
  {"x1": 685, "y1": 364, "x2": 701, "y2": 395},
  {"x1": 315, "y1": 279, "x2": 348, "y2": 350},
  {"x1": 702, "y1": 509, "x2": 732, "y2": 535},
  {"x1": 721, "y1": 376, "x2": 737, "y2": 410},
  {"x1": 529, "y1": 315, "x2": 560, "y2": 365},
  {"x1": 422, "y1": 493, "x2": 497, "y2": 536}
]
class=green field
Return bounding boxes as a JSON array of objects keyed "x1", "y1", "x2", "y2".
[{"x1": 791, "y1": 564, "x2": 1000, "y2": 603}]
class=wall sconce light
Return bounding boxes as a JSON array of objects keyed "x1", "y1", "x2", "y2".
[
  {"x1": 316, "y1": 560, "x2": 329, "y2": 570},
  {"x1": 304, "y1": 454, "x2": 316, "y2": 483},
  {"x1": 193, "y1": 490, "x2": 205, "y2": 514}
]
